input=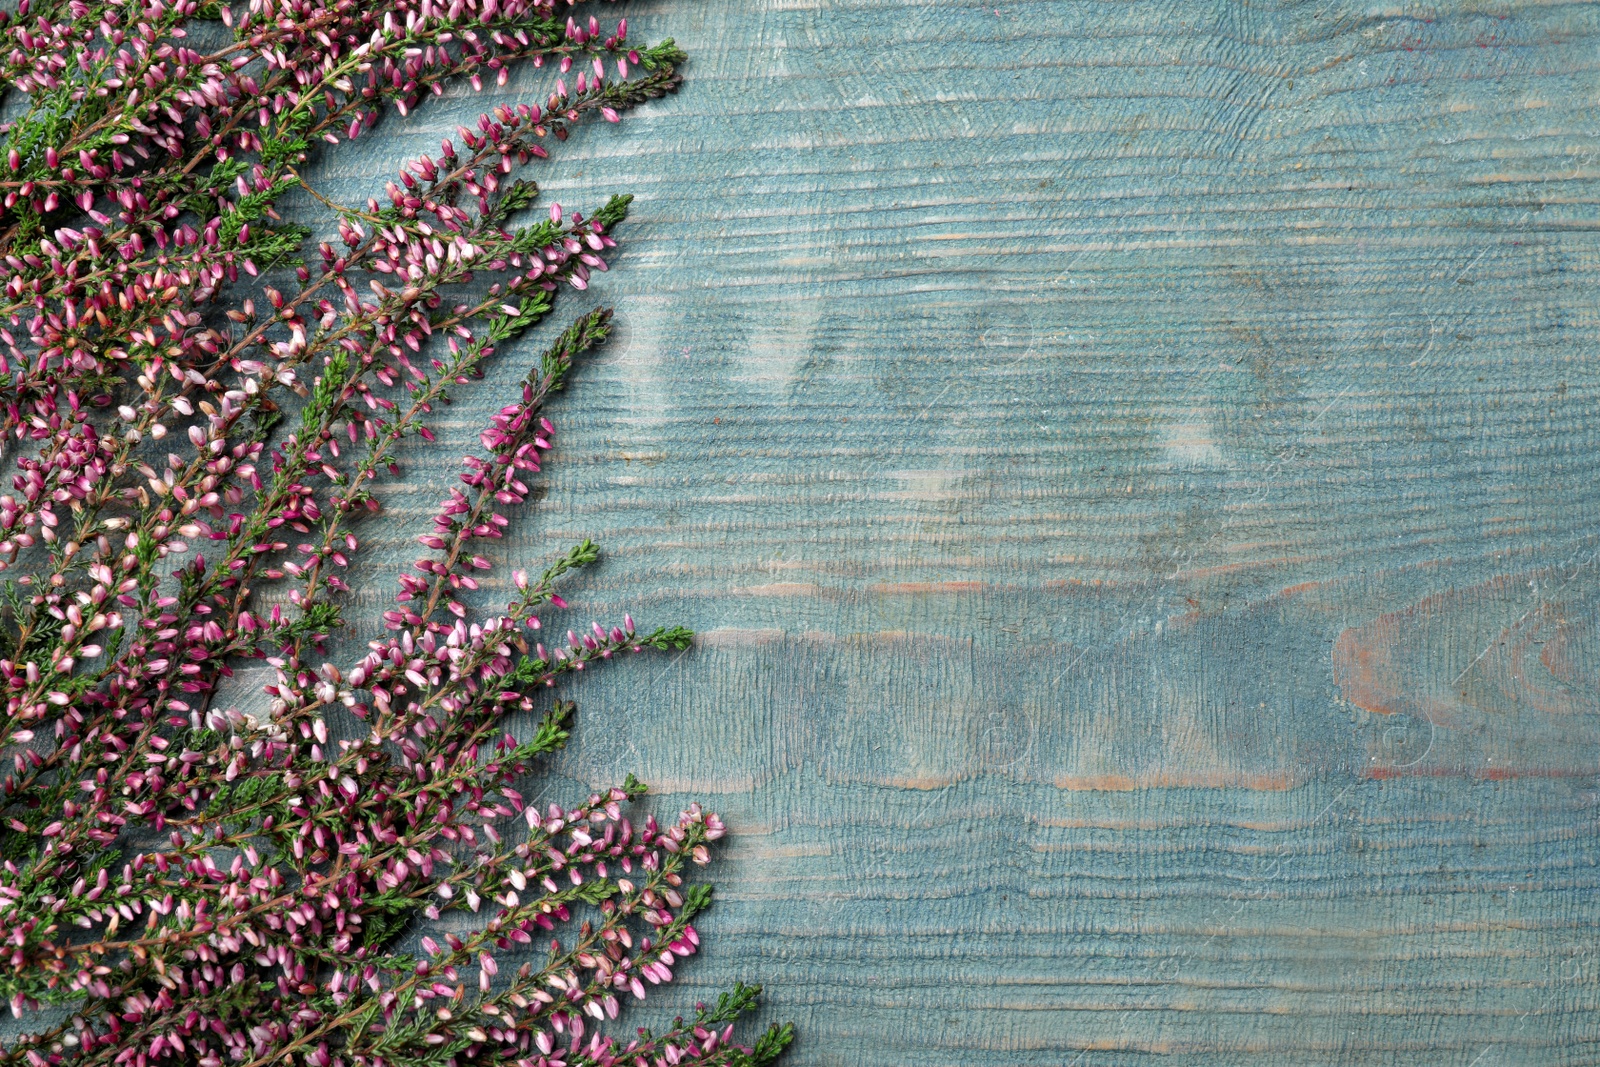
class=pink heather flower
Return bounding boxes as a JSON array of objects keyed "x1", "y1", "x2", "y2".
[{"x1": 0, "y1": 6, "x2": 782, "y2": 1063}]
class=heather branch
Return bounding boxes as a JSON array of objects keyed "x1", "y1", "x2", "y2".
[{"x1": 0, "y1": 3, "x2": 788, "y2": 1065}]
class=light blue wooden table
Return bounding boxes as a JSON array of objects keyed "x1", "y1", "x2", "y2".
[{"x1": 314, "y1": 1, "x2": 1600, "y2": 1062}]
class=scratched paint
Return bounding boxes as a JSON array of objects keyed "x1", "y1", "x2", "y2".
[{"x1": 115, "y1": 0, "x2": 1600, "y2": 1063}]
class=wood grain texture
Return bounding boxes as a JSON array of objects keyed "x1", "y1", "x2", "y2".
[{"x1": 310, "y1": 1, "x2": 1600, "y2": 1062}]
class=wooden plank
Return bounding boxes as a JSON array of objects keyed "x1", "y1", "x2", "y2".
[{"x1": 308, "y1": 0, "x2": 1600, "y2": 1062}]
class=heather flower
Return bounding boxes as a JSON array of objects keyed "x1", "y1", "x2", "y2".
[{"x1": 0, "y1": 1, "x2": 790, "y2": 1066}]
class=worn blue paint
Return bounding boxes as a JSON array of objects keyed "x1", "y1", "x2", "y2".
[{"x1": 310, "y1": 1, "x2": 1600, "y2": 1062}]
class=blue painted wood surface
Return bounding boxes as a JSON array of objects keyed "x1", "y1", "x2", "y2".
[{"x1": 310, "y1": 1, "x2": 1600, "y2": 1062}]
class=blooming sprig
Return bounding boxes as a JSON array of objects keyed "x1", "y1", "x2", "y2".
[{"x1": 0, "y1": 0, "x2": 790, "y2": 1065}]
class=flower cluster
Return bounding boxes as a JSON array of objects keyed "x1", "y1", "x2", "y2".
[{"x1": 0, "y1": 0, "x2": 791, "y2": 1065}]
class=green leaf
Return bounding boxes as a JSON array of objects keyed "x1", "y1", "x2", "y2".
[
  {"x1": 591, "y1": 193, "x2": 633, "y2": 231},
  {"x1": 575, "y1": 878, "x2": 617, "y2": 905},
  {"x1": 682, "y1": 881, "x2": 714, "y2": 919},
  {"x1": 361, "y1": 892, "x2": 415, "y2": 950},
  {"x1": 752, "y1": 1022, "x2": 797, "y2": 1065},
  {"x1": 638, "y1": 624, "x2": 694, "y2": 652},
  {"x1": 696, "y1": 982, "x2": 762, "y2": 1026},
  {"x1": 491, "y1": 179, "x2": 540, "y2": 220},
  {"x1": 639, "y1": 40, "x2": 688, "y2": 70}
]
